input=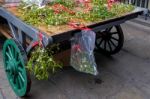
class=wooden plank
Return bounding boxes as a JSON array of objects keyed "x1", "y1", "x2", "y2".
[
  {"x1": 0, "y1": 24, "x2": 31, "y2": 45},
  {"x1": 5, "y1": 7, "x2": 140, "y2": 37},
  {"x1": 54, "y1": 49, "x2": 70, "y2": 66},
  {"x1": 0, "y1": 24, "x2": 12, "y2": 38},
  {"x1": 0, "y1": 0, "x2": 4, "y2": 3},
  {"x1": 0, "y1": 0, "x2": 4, "y2": 5},
  {"x1": 5, "y1": 7, "x2": 81, "y2": 36}
]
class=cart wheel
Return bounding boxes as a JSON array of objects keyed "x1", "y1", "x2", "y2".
[
  {"x1": 95, "y1": 25, "x2": 124, "y2": 55},
  {"x1": 2, "y1": 39, "x2": 31, "y2": 97}
]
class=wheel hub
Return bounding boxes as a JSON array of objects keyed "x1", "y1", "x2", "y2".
[
  {"x1": 8, "y1": 59, "x2": 18, "y2": 75},
  {"x1": 101, "y1": 31, "x2": 111, "y2": 40}
]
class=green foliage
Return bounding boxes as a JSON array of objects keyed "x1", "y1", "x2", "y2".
[
  {"x1": 18, "y1": 5, "x2": 72, "y2": 26},
  {"x1": 92, "y1": 0, "x2": 107, "y2": 5},
  {"x1": 45, "y1": 12, "x2": 71, "y2": 26},
  {"x1": 76, "y1": 6, "x2": 116, "y2": 22},
  {"x1": 27, "y1": 45, "x2": 63, "y2": 80},
  {"x1": 18, "y1": 0, "x2": 134, "y2": 26},
  {"x1": 50, "y1": 0, "x2": 75, "y2": 8},
  {"x1": 111, "y1": 3, "x2": 135, "y2": 16}
]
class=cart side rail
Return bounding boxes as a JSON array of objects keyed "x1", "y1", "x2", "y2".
[
  {"x1": 0, "y1": 7, "x2": 53, "y2": 54},
  {"x1": 52, "y1": 7, "x2": 144, "y2": 43}
]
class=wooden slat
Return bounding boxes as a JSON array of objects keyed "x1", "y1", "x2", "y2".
[
  {"x1": 0, "y1": 24, "x2": 12, "y2": 38},
  {"x1": 0, "y1": 24, "x2": 31, "y2": 45}
]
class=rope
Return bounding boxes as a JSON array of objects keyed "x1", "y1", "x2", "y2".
[
  {"x1": 68, "y1": 21, "x2": 91, "y2": 30},
  {"x1": 32, "y1": 32, "x2": 43, "y2": 48},
  {"x1": 76, "y1": 0, "x2": 92, "y2": 13},
  {"x1": 52, "y1": 4, "x2": 75, "y2": 14},
  {"x1": 68, "y1": 21, "x2": 92, "y2": 53}
]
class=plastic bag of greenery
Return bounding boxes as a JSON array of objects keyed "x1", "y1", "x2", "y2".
[{"x1": 70, "y1": 29, "x2": 98, "y2": 75}]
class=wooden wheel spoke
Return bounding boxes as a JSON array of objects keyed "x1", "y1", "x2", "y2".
[
  {"x1": 18, "y1": 75, "x2": 23, "y2": 89},
  {"x1": 17, "y1": 60, "x2": 21, "y2": 66},
  {"x1": 15, "y1": 76, "x2": 21, "y2": 89},
  {"x1": 18, "y1": 67, "x2": 22, "y2": 71},
  {"x1": 111, "y1": 32, "x2": 118, "y2": 35},
  {"x1": 12, "y1": 75, "x2": 16, "y2": 84},
  {"x1": 8, "y1": 46, "x2": 13, "y2": 58},
  {"x1": 14, "y1": 48, "x2": 18, "y2": 60},
  {"x1": 6, "y1": 52, "x2": 11, "y2": 60},
  {"x1": 19, "y1": 72, "x2": 25, "y2": 82},
  {"x1": 104, "y1": 40, "x2": 106, "y2": 50},
  {"x1": 18, "y1": 67, "x2": 23, "y2": 73},
  {"x1": 98, "y1": 39, "x2": 104, "y2": 46},
  {"x1": 6, "y1": 61, "x2": 9, "y2": 65},
  {"x1": 106, "y1": 27, "x2": 113, "y2": 32},
  {"x1": 110, "y1": 39, "x2": 117, "y2": 47},
  {"x1": 5, "y1": 66, "x2": 11, "y2": 73},
  {"x1": 111, "y1": 37, "x2": 119, "y2": 41},
  {"x1": 18, "y1": 64, "x2": 23, "y2": 69},
  {"x1": 107, "y1": 41, "x2": 112, "y2": 52},
  {"x1": 5, "y1": 66, "x2": 10, "y2": 72},
  {"x1": 13, "y1": 44, "x2": 19, "y2": 60},
  {"x1": 10, "y1": 45, "x2": 15, "y2": 58},
  {"x1": 15, "y1": 52, "x2": 19, "y2": 61}
]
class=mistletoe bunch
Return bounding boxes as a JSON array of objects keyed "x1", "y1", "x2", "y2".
[{"x1": 27, "y1": 45, "x2": 63, "y2": 80}]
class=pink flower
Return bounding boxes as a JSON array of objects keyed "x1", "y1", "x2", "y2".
[
  {"x1": 76, "y1": 0, "x2": 91, "y2": 3},
  {"x1": 107, "y1": 0, "x2": 116, "y2": 10},
  {"x1": 110, "y1": 0, "x2": 115, "y2": 2}
]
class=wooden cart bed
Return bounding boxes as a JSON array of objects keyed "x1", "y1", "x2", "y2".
[{"x1": 3, "y1": 6, "x2": 143, "y2": 37}]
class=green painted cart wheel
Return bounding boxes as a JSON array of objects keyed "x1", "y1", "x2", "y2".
[{"x1": 2, "y1": 39, "x2": 31, "y2": 97}]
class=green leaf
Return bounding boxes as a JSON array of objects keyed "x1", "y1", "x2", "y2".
[{"x1": 27, "y1": 46, "x2": 63, "y2": 80}]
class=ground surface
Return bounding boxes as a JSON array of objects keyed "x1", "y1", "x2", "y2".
[{"x1": 0, "y1": 19, "x2": 150, "y2": 99}]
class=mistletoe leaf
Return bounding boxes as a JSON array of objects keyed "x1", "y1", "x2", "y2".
[{"x1": 27, "y1": 46, "x2": 63, "y2": 80}]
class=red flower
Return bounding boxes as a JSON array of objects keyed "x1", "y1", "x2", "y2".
[
  {"x1": 52, "y1": 4, "x2": 75, "y2": 15},
  {"x1": 73, "y1": 44, "x2": 81, "y2": 52},
  {"x1": 76, "y1": 0, "x2": 91, "y2": 3},
  {"x1": 107, "y1": 0, "x2": 116, "y2": 10}
]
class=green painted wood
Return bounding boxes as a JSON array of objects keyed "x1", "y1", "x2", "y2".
[{"x1": 2, "y1": 39, "x2": 29, "y2": 97}]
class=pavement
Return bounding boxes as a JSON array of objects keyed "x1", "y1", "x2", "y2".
[{"x1": 0, "y1": 19, "x2": 150, "y2": 99}]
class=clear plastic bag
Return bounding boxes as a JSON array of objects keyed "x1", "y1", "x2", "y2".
[{"x1": 70, "y1": 29, "x2": 98, "y2": 75}]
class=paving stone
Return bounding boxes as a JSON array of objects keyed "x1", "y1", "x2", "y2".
[
  {"x1": 0, "y1": 91, "x2": 4, "y2": 99},
  {"x1": 109, "y1": 83, "x2": 146, "y2": 99}
]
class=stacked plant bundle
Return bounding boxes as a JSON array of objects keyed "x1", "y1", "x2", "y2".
[{"x1": 18, "y1": 0, "x2": 134, "y2": 26}]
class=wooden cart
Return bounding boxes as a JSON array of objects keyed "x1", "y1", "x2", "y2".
[{"x1": 0, "y1": 5, "x2": 145, "y2": 97}]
